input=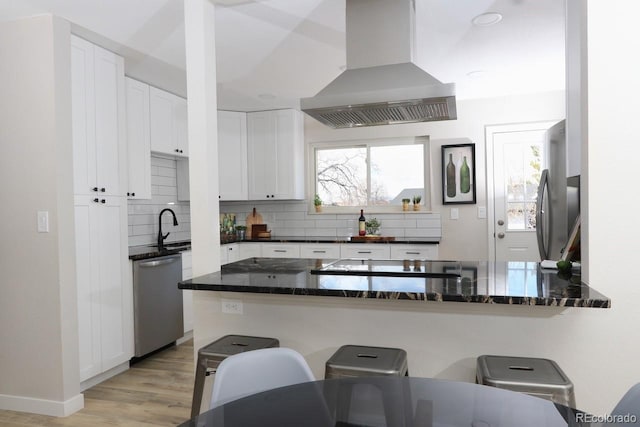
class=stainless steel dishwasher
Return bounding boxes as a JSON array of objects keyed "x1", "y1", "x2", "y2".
[{"x1": 132, "y1": 254, "x2": 183, "y2": 357}]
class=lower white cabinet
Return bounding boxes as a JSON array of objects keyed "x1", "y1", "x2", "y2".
[
  {"x1": 75, "y1": 194, "x2": 132, "y2": 382},
  {"x1": 390, "y1": 244, "x2": 439, "y2": 260},
  {"x1": 299, "y1": 243, "x2": 341, "y2": 259},
  {"x1": 182, "y1": 251, "x2": 193, "y2": 333},
  {"x1": 261, "y1": 243, "x2": 301, "y2": 258},
  {"x1": 340, "y1": 244, "x2": 390, "y2": 259},
  {"x1": 239, "y1": 242, "x2": 262, "y2": 259},
  {"x1": 221, "y1": 243, "x2": 240, "y2": 265}
]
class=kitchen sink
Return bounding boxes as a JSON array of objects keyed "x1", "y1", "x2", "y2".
[{"x1": 156, "y1": 241, "x2": 191, "y2": 250}]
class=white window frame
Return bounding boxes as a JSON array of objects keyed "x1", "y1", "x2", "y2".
[{"x1": 306, "y1": 136, "x2": 432, "y2": 214}]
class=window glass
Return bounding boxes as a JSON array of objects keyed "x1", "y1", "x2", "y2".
[{"x1": 314, "y1": 141, "x2": 426, "y2": 209}]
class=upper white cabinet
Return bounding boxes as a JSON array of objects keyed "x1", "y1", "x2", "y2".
[
  {"x1": 149, "y1": 87, "x2": 188, "y2": 157},
  {"x1": 247, "y1": 109, "x2": 304, "y2": 200},
  {"x1": 124, "y1": 77, "x2": 151, "y2": 199},
  {"x1": 71, "y1": 35, "x2": 126, "y2": 197},
  {"x1": 218, "y1": 110, "x2": 248, "y2": 200}
]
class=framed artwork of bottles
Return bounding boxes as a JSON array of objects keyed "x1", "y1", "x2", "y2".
[{"x1": 441, "y1": 143, "x2": 476, "y2": 204}]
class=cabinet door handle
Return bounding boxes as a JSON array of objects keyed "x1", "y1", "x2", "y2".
[
  {"x1": 357, "y1": 251, "x2": 372, "y2": 254},
  {"x1": 92, "y1": 187, "x2": 98, "y2": 192},
  {"x1": 93, "y1": 198, "x2": 99, "y2": 203},
  {"x1": 175, "y1": 149, "x2": 180, "y2": 153},
  {"x1": 100, "y1": 187, "x2": 105, "y2": 192},
  {"x1": 406, "y1": 251, "x2": 420, "y2": 255},
  {"x1": 274, "y1": 249, "x2": 287, "y2": 253},
  {"x1": 100, "y1": 199, "x2": 106, "y2": 204},
  {"x1": 131, "y1": 192, "x2": 135, "y2": 196},
  {"x1": 313, "y1": 250, "x2": 326, "y2": 253}
]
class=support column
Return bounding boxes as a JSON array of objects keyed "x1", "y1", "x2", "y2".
[{"x1": 184, "y1": 0, "x2": 220, "y2": 278}]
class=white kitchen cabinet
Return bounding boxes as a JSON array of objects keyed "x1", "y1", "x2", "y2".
[
  {"x1": 299, "y1": 243, "x2": 341, "y2": 259},
  {"x1": 238, "y1": 242, "x2": 262, "y2": 259},
  {"x1": 72, "y1": 36, "x2": 132, "y2": 383},
  {"x1": 74, "y1": 195, "x2": 132, "y2": 382},
  {"x1": 181, "y1": 251, "x2": 193, "y2": 333},
  {"x1": 390, "y1": 244, "x2": 439, "y2": 260},
  {"x1": 340, "y1": 244, "x2": 390, "y2": 260},
  {"x1": 221, "y1": 243, "x2": 241, "y2": 265},
  {"x1": 261, "y1": 243, "x2": 301, "y2": 258},
  {"x1": 219, "y1": 111, "x2": 248, "y2": 200},
  {"x1": 247, "y1": 109, "x2": 304, "y2": 200},
  {"x1": 124, "y1": 77, "x2": 151, "y2": 199},
  {"x1": 71, "y1": 35, "x2": 126, "y2": 198},
  {"x1": 149, "y1": 86, "x2": 188, "y2": 157}
]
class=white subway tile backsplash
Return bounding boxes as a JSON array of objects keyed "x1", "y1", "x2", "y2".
[
  {"x1": 127, "y1": 155, "x2": 191, "y2": 246},
  {"x1": 220, "y1": 200, "x2": 442, "y2": 241}
]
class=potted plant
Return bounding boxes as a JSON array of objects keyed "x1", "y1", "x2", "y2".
[
  {"x1": 235, "y1": 225, "x2": 247, "y2": 241},
  {"x1": 402, "y1": 198, "x2": 410, "y2": 211},
  {"x1": 365, "y1": 218, "x2": 381, "y2": 235},
  {"x1": 412, "y1": 195, "x2": 422, "y2": 211},
  {"x1": 314, "y1": 194, "x2": 322, "y2": 212}
]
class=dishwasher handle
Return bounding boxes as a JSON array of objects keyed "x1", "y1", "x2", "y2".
[{"x1": 138, "y1": 257, "x2": 180, "y2": 268}]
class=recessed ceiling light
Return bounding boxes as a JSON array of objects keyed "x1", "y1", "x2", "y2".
[
  {"x1": 466, "y1": 70, "x2": 488, "y2": 79},
  {"x1": 258, "y1": 93, "x2": 275, "y2": 100},
  {"x1": 472, "y1": 12, "x2": 503, "y2": 26}
]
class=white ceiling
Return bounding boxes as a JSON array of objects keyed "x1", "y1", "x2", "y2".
[{"x1": 0, "y1": 0, "x2": 566, "y2": 111}]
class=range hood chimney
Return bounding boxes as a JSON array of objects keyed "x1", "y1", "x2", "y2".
[{"x1": 301, "y1": 0, "x2": 456, "y2": 129}]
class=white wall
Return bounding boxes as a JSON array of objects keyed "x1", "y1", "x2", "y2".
[
  {"x1": 0, "y1": 15, "x2": 83, "y2": 416},
  {"x1": 305, "y1": 90, "x2": 566, "y2": 261}
]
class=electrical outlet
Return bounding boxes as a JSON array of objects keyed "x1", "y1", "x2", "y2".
[{"x1": 221, "y1": 299, "x2": 243, "y2": 315}]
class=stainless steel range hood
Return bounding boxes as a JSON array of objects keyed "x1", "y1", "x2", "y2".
[{"x1": 301, "y1": 0, "x2": 456, "y2": 129}]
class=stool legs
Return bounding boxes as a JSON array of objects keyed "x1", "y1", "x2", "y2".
[{"x1": 190, "y1": 354, "x2": 209, "y2": 419}]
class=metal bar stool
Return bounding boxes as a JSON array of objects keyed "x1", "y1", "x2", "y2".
[
  {"x1": 325, "y1": 345, "x2": 410, "y2": 425},
  {"x1": 191, "y1": 334, "x2": 279, "y2": 418},
  {"x1": 476, "y1": 355, "x2": 576, "y2": 408}
]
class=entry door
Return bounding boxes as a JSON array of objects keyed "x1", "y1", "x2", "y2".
[{"x1": 487, "y1": 122, "x2": 556, "y2": 261}]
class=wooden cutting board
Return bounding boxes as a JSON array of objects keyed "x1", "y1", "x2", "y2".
[{"x1": 245, "y1": 208, "x2": 264, "y2": 238}]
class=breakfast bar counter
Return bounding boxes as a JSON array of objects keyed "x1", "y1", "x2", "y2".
[{"x1": 178, "y1": 257, "x2": 610, "y2": 308}]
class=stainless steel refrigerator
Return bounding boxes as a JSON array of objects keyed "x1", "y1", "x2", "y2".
[{"x1": 535, "y1": 120, "x2": 580, "y2": 261}]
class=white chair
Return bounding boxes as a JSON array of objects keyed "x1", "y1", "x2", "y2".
[
  {"x1": 210, "y1": 347, "x2": 316, "y2": 408},
  {"x1": 611, "y1": 383, "x2": 640, "y2": 420}
]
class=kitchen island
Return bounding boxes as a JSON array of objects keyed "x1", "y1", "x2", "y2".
[
  {"x1": 180, "y1": 257, "x2": 610, "y2": 389},
  {"x1": 179, "y1": 257, "x2": 610, "y2": 308}
]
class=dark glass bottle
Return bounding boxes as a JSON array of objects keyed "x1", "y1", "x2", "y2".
[
  {"x1": 446, "y1": 153, "x2": 456, "y2": 198},
  {"x1": 460, "y1": 156, "x2": 470, "y2": 194},
  {"x1": 358, "y1": 209, "x2": 366, "y2": 236}
]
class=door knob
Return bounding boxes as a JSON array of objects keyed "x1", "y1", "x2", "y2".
[
  {"x1": 497, "y1": 220, "x2": 504, "y2": 226},
  {"x1": 497, "y1": 232, "x2": 505, "y2": 239}
]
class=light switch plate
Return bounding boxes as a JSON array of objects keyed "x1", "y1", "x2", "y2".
[
  {"x1": 450, "y1": 208, "x2": 459, "y2": 220},
  {"x1": 37, "y1": 211, "x2": 49, "y2": 233},
  {"x1": 477, "y1": 206, "x2": 487, "y2": 219}
]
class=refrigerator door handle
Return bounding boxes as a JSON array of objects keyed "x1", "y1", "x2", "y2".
[{"x1": 536, "y1": 169, "x2": 549, "y2": 260}]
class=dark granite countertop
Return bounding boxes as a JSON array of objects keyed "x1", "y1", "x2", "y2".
[
  {"x1": 179, "y1": 257, "x2": 610, "y2": 308},
  {"x1": 224, "y1": 236, "x2": 441, "y2": 244},
  {"x1": 129, "y1": 241, "x2": 191, "y2": 260}
]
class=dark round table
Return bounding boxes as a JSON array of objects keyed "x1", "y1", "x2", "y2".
[{"x1": 179, "y1": 376, "x2": 596, "y2": 427}]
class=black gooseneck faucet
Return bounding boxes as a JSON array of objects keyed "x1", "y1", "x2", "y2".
[{"x1": 157, "y1": 208, "x2": 179, "y2": 250}]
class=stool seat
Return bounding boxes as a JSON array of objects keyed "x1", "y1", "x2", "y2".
[
  {"x1": 476, "y1": 355, "x2": 575, "y2": 408},
  {"x1": 191, "y1": 334, "x2": 279, "y2": 418},
  {"x1": 325, "y1": 345, "x2": 408, "y2": 379}
]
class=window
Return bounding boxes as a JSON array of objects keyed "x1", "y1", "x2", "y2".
[{"x1": 311, "y1": 137, "x2": 430, "y2": 211}]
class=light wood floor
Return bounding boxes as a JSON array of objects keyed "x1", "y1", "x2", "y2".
[{"x1": 0, "y1": 340, "x2": 195, "y2": 427}]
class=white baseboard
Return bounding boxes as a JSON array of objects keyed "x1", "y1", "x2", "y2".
[
  {"x1": 177, "y1": 330, "x2": 193, "y2": 345},
  {"x1": 0, "y1": 392, "x2": 84, "y2": 417},
  {"x1": 80, "y1": 361, "x2": 130, "y2": 391}
]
